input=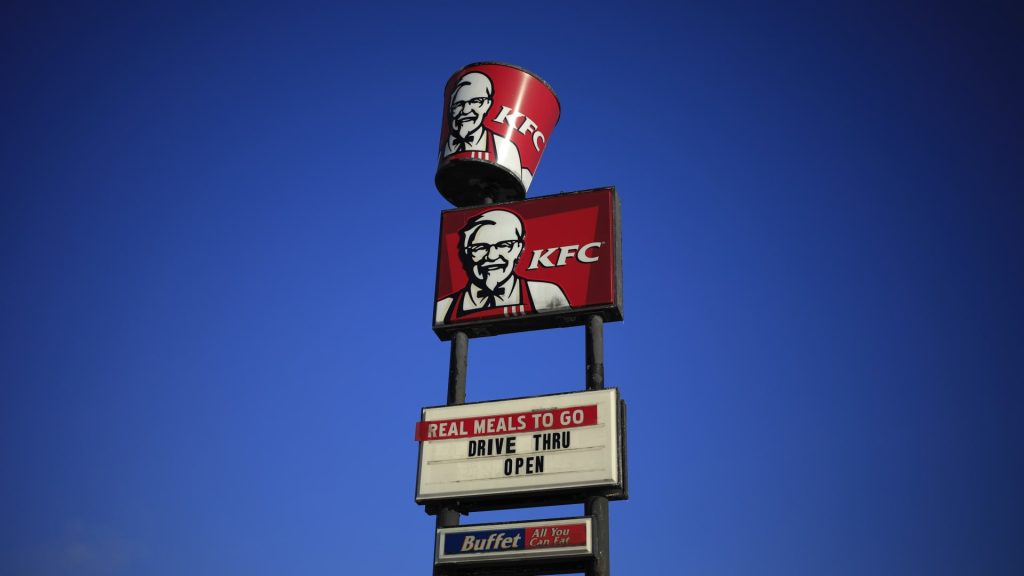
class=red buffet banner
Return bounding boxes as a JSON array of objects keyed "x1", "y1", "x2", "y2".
[{"x1": 433, "y1": 187, "x2": 622, "y2": 339}]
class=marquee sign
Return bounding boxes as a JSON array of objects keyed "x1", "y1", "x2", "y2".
[
  {"x1": 432, "y1": 187, "x2": 623, "y2": 340},
  {"x1": 415, "y1": 389, "x2": 624, "y2": 504},
  {"x1": 436, "y1": 517, "x2": 593, "y2": 566}
]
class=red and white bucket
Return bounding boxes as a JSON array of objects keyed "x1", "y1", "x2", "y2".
[{"x1": 435, "y1": 62, "x2": 561, "y2": 207}]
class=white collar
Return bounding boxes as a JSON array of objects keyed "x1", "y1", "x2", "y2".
[
  {"x1": 462, "y1": 276, "x2": 521, "y2": 311},
  {"x1": 445, "y1": 128, "x2": 487, "y2": 155}
]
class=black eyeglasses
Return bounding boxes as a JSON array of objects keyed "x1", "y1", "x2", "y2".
[
  {"x1": 465, "y1": 240, "x2": 520, "y2": 260},
  {"x1": 450, "y1": 97, "x2": 490, "y2": 113}
]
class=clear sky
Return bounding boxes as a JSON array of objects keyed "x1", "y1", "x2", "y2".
[{"x1": 2, "y1": 1, "x2": 1021, "y2": 575}]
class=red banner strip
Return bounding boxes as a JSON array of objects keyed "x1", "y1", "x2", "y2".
[
  {"x1": 415, "y1": 405, "x2": 598, "y2": 441},
  {"x1": 524, "y1": 524, "x2": 588, "y2": 549}
]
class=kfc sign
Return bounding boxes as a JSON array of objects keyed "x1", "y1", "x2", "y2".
[
  {"x1": 433, "y1": 187, "x2": 622, "y2": 340},
  {"x1": 415, "y1": 389, "x2": 625, "y2": 504},
  {"x1": 435, "y1": 62, "x2": 561, "y2": 207}
]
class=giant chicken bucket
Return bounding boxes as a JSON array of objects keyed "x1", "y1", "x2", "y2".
[{"x1": 435, "y1": 62, "x2": 560, "y2": 207}]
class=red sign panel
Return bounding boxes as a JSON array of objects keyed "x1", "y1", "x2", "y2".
[
  {"x1": 433, "y1": 187, "x2": 622, "y2": 339},
  {"x1": 415, "y1": 404, "x2": 599, "y2": 441}
]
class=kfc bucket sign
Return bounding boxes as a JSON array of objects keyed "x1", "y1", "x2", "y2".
[
  {"x1": 435, "y1": 62, "x2": 561, "y2": 207},
  {"x1": 433, "y1": 187, "x2": 622, "y2": 339}
]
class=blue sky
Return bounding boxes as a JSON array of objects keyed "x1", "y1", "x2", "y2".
[{"x1": 2, "y1": 1, "x2": 1021, "y2": 575}]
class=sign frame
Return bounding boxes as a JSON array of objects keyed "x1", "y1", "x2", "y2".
[
  {"x1": 415, "y1": 388, "x2": 628, "y2": 512},
  {"x1": 432, "y1": 187, "x2": 623, "y2": 341},
  {"x1": 435, "y1": 516, "x2": 593, "y2": 574}
]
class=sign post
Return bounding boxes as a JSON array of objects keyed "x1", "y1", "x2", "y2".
[
  {"x1": 418, "y1": 63, "x2": 625, "y2": 576},
  {"x1": 434, "y1": 329, "x2": 466, "y2": 553},
  {"x1": 585, "y1": 315, "x2": 611, "y2": 576}
]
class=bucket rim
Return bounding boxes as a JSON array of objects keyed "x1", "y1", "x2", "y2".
[{"x1": 447, "y1": 61, "x2": 561, "y2": 125}]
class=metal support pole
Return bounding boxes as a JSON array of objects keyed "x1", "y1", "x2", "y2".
[
  {"x1": 434, "y1": 331, "x2": 468, "y2": 575},
  {"x1": 586, "y1": 315, "x2": 605, "y2": 391},
  {"x1": 585, "y1": 315, "x2": 610, "y2": 576},
  {"x1": 446, "y1": 331, "x2": 468, "y2": 405},
  {"x1": 435, "y1": 198, "x2": 489, "y2": 576},
  {"x1": 586, "y1": 494, "x2": 610, "y2": 576}
]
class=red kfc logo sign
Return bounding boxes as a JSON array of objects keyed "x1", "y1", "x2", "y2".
[{"x1": 433, "y1": 188, "x2": 622, "y2": 339}]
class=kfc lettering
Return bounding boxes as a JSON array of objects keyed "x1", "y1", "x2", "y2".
[
  {"x1": 492, "y1": 106, "x2": 546, "y2": 152},
  {"x1": 527, "y1": 242, "x2": 604, "y2": 270}
]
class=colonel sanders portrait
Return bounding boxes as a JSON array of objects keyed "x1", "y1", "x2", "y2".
[
  {"x1": 435, "y1": 209, "x2": 569, "y2": 324},
  {"x1": 442, "y1": 71, "x2": 534, "y2": 191}
]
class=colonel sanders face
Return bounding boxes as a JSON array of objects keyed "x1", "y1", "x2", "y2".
[
  {"x1": 460, "y1": 210, "x2": 524, "y2": 292},
  {"x1": 449, "y1": 72, "x2": 493, "y2": 140}
]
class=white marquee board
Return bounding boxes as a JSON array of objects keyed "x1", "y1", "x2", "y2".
[{"x1": 415, "y1": 388, "x2": 622, "y2": 502}]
